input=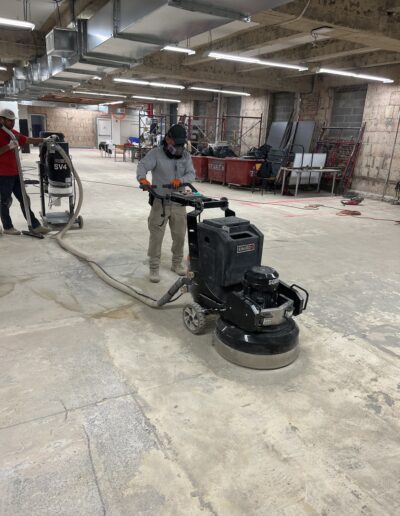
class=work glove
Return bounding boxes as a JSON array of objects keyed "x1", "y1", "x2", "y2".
[
  {"x1": 139, "y1": 178, "x2": 151, "y2": 186},
  {"x1": 8, "y1": 140, "x2": 18, "y2": 150},
  {"x1": 170, "y1": 178, "x2": 182, "y2": 189}
]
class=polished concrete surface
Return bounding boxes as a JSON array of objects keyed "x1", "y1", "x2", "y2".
[{"x1": 1, "y1": 149, "x2": 399, "y2": 515}]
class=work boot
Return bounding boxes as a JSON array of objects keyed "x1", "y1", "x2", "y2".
[
  {"x1": 32, "y1": 225, "x2": 51, "y2": 235},
  {"x1": 3, "y1": 227, "x2": 21, "y2": 235},
  {"x1": 171, "y1": 262, "x2": 186, "y2": 276},
  {"x1": 149, "y1": 268, "x2": 160, "y2": 283}
]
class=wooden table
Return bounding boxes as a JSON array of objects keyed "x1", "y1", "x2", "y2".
[{"x1": 114, "y1": 144, "x2": 137, "y2": 162}]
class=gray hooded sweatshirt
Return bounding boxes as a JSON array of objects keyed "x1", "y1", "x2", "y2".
[{"x1": 136, "y1": 146, "x2": 195, "y2": 198}]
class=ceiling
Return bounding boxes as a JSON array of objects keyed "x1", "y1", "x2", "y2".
[{"x1": 1, "y1": 0, "x2": 400, "y2": 106}]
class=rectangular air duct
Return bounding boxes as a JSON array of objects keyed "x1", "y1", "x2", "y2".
[
  {"x1": 86, "y1": 0, "x2": 294, "y2": 61},
  {"x1": 46, "y1": 28, "x2": 78, "y2": 58}
]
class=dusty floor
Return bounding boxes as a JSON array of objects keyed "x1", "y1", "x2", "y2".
[{"x1": 1, "y1": 148, "x2": 399, "y2": 516}]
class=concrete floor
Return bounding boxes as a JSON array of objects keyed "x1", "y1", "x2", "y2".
[{"x1": 1, "y1": 148, "x2": 399, "y2": 516}]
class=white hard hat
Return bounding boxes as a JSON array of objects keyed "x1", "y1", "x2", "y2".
[{"x1": 0, "y1": 108, "x2": 16, "y2": 120}]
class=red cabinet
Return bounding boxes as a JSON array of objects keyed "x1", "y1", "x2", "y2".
[
  {"x1": 192, "y1": 156, "x2": 209, "y2": 181},
  {"x1": 208, "y1": 157, "x2": 226, "y2": 184},
  {"x1": 225, "y1": 158, "x2": 263, "y2": 187}
]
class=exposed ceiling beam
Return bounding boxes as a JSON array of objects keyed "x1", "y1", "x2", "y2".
[
  {"x1": 0, "y1": 30, "x2": 45, "y2": 61},
  {"x1": 183, "y1": 25, "x2": 304, "y2": 66},
  {"x1": 273, "y1": 0, "x2": 400, "y2": 37},
  {"x1": 129, "y1": 54, "x2": 313, "y2": 93},
  {"x1": 318, "y1": 51, "x2": 400, "y2": 71},
  {"x1": 263, "y1": 40, "x2": 380, "y2": 64},
  {"x1": 253, "y1": 1, "x2": 400, "y2": 52}
]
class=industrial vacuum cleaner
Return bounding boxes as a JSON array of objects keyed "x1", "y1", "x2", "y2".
[
  {"x1": 38, "y1": 132, "x2": 83, "y2": 229},
  {"x1": 142, "y1": 183, "x2": 309, "y2": 370}
]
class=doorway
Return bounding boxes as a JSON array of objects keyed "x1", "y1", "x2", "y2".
[
  {"x1": 30, "y1": 114, "x2": 47, "y2": 139},
  {"x1": 97, "y1": 117, "x2": 112, "y2": 147}
]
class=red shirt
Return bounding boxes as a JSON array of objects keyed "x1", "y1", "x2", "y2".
[{"x1": 0, "y1": 128, "x2": 27, "y2": 176}]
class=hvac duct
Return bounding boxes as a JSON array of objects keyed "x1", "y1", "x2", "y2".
[{"x1": 86, "y1": 0, "x2": 293, "y2": 61}]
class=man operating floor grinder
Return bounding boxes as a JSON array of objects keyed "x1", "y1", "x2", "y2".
[{"x1": 137, "y1": 125, "x2": 308, "y2": 369}]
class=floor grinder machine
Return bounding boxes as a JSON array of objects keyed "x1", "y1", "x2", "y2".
[
  {"x1": 38, "y1": 132, "x2": 83, "y2": 229},
  {"x1": 142, "y1": 183, "x2": 309, "y2": 370}
]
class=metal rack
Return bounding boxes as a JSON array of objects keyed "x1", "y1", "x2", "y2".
[
  {"x1": 183, "y1": 114, "x2": 263, "y2": 156},
  {"x1": 315, "y1": 123, "x2": 366, "y2": 193}
]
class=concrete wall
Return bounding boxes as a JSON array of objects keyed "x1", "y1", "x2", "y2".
[
  {"x1": 240, "y1": 94, "x2": 268, "y2": 152},
  {"x1": 299, "y1": 78, "x2": 334, "y2": 148},
  {"x1": 26, "y1": 106, "x2": 99, "y2": 147},
  {"x1": 331, "y1": 88, "x2": 367, "y2": 128},
  {"x1": 353, "y1": 83, "x2": 400, "y2": 199}
]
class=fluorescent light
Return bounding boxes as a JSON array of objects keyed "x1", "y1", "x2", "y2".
[
  {"x1": 100, "y1": 100, "x2": 125, "y2": 105},
  {"x1": 189, "y1": 86, "x2": 250, "y2": 97},
  {"x1": 0, "y1": 66, "x2": 7, "y2": 71},
  {"x1": 113, "y1": 78, "x2": 185, "y2": 89},
  {"x1": 74, "y1": 91, "x2": 127, "y2": 97},
  {"x1": 0, "y1": 16, "x2": 35, "y2": 30},
  {"x1": 92, "y1": 76, "x2": 102, "y2": 80},
  {"x1": 132, "y1": 95, "x2": 156, "y2": 100},
  {"x1": 156, "y1": 98, "x2": 181, "y2": 103},
  {"x1": 114, "y1": 78, "x2": 148, "y2": 86},
  {"x1": 163, "y1": 45, "x2": 195, "y2": 55},
  {"x1": 132, "y1": 95, "x2": 181, "y2": 103},
  {"x1": 208, "y1": 51, "x2": 308, "y2": 72},
  {"x1": 149, "y1": 82, "x2": 184, "y2": 90},
  {"x1": 318, "y1": 67, "x2": 394, "y2": 84}
]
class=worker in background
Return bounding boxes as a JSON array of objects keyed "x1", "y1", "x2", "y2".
[
  {"x1": 137, "y1": 124, "x2": 195, "y2": 283},
  {"x1": 0, "y1": 108, "x2": 50, "y2": 235}
]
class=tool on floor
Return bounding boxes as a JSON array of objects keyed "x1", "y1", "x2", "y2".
[
  {"x1": 0, "y1": 125, "x2": 44, "y2": 239},
  {"x1": 340, "y1": 196, "x2": 364, "y2": 206},
  {"x1": 38, "y1": 132, "x2": 83, "y2": 229},
  {"x1": 141, "y1": 183, "x2": 309, "y2": 370}
]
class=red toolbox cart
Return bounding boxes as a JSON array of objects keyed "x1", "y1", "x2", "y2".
[
  {"x1": 192, "y1": 156, "x2": 209, "y2": 181},
  {"x1": 208, "y1": 157, "x2": 226, "y2": 184}
]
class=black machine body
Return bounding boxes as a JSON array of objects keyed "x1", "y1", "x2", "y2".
[
  {"x1": 142, "y1": 183, "x2": 309, "y2": 369},
  {"x1": 38, "y1": 133, "x2": 83, "y2": 229}
]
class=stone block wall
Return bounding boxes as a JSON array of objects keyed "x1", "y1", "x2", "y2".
[
  {"x1": 353, "y1": 83, "x2": 400, "y2": 198},
  {"x1": 26, "y1": 106, "x2": 99, "y2": 147},
  {"x1": 330, "y1": 88, "x2": 367, "y2": 128},
  {"x1": 240, "y1": 94, "x2": 269, "y2": 152}
]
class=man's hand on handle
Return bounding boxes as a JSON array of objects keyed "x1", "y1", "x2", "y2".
[
  {"x1": 170, "y1": 178, "x2": 182, "y2": 189},
  {"x1": 139, "y1": 178, "x2": 151, "y2": 187}
]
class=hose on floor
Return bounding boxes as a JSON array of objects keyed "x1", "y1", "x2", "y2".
[{"x1": 50, "y1": 142, "x2": 187, "y2": 307}]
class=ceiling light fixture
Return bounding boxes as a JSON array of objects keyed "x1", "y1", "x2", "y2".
[
  {"x1": 0, "y1": 66, "x2": 7, "y2": 71},
  {"x1": 113, "y1": 78, "x2": 185, "y2": 89},
  {"x1": 318, "y1": 67, "x2": 394, "y2": 84},
  {"x1": 92, "y1": 76, "x2": 102, "y2": 80},
  {"x1": 74, "y1": 91, "x2": 127, "y2": 97},
  {"x1": 208, "y1": 51, "x2": 308, "y2": 72},
  {"x1": 100, "y1": 100, "x2": 125, "y2": 105},
  {"x1": 0, "y1": 16, "x2": 35, "y2": 30},
  {"x1": 131, "y1": 95, "x2": 181, "y2": 103},
  {"x1": 189, "y1": 86, "x2": 250, "y2": 97},
  {"x1": 163, "y1": 45, "x2": 196, "y2": 55}
]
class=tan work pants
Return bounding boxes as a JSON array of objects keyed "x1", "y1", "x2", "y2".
[{"x1": 147, "y1": 198, "x2": 187, "y2": 269}]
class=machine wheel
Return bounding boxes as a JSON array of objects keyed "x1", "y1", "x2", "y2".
[
  {"x1": 77, "y1": 215, "x2": 84, "y2": 229},
  {"x1": 183, "y1": 303, "x2": 206, "y2": 335}
]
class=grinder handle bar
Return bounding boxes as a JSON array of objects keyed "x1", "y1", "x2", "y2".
[{"x1": 140, "y1": 183, "x2": 233, "y2": 214}]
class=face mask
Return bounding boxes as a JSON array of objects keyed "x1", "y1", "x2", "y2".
[{"x1": 164, "y1": 142, "x2": 185, "y2": 159}]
